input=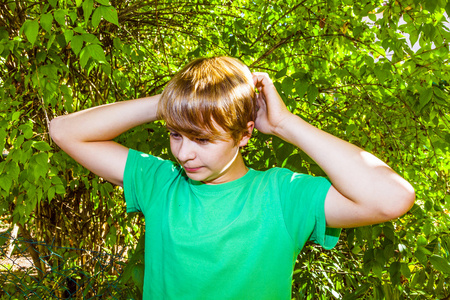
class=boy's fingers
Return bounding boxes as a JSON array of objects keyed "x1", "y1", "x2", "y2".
[
  {"x1": 252, "y1": 72, "x2": 271, "y2": 87},
  {"x1": 252, "y1": 74, "x2": 274, "y2": 93}
]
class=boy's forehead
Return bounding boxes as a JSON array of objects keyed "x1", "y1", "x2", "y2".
[{"x1": 166, "y1": 123, "x2": 232, "y2": 140}]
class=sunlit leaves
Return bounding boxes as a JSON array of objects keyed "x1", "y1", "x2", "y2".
[
  {"x1": 71, "y1": 35, "x2": 84, "y2": 55},
  {"x1": 40, "y1": 13, "x2": 53, "y2": 33},
  {"x1": 92, "y1": 5, "x2": 119, "y2": 27},
  {"x1": 430, "y1": 255, "x2": 450, "y2": 275},
  {"x1": 418, "y1": 87, "x2": 434, "y2": 112},
  {"x1": 307, "y1": 84, "x2": 319, "y2": 104},
  {"x1": 54, "y1": 9, "x2": 67, "y2": 27},
  {"x1": 32, "y1": 141, "x2": 52, "y2": 152},
  {"x1": 83, "y1": 0, "x2": 94, "y2": 22},
  {"x1": 80, "y1": 44, "x2": 106, "y2": 67},
  {"x1": 21, "y1": 20, "x2": 39, "y2": 45}
]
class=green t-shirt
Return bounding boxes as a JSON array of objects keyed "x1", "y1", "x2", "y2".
[{"x1": 124, "y1": 149, "x2": 340, "y2": 299}]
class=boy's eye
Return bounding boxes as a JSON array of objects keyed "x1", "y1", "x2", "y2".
[
  {"x1": 169, "y1": 132, "x2": 181, "y2": 139},
  {"x1": 195, "y1": 138, "x2": 210, "y2": 144}
]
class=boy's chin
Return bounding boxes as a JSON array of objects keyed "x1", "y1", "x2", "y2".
[
  {"x1": 186, "y1": 172, "x2": 223, "y2": 185},
  {"x1": 184, "y1": 170, "x2": 211, "y2": 182}
]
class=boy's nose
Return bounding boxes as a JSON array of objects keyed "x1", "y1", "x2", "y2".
[{"x1": 177, "y1": 139, "x2": 196, "y2": 162}]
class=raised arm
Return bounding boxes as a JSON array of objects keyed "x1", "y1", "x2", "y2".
[
  {"x1": 49, "y1": 95, "x2": 161, "y2": 186},
  {"x1": 252, "y1": 73, "x2": 415, "y2": 228}
]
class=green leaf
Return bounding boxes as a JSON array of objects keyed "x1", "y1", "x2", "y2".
[
  {"x1": 7, "y1": 2, "x2": 16, "y2": 12},
  {"x1": 307, "y1": 84, "x2": 319, "y2": 103},
  {"x1": 85, "y1": 44, "x2": 106, "y2": 62},
  {"x1": 61, "y1": 85, "x2": 74, "y2": 112},
  {"x1": 373, "y1": 65, "x2": 386, "y2": 83},
  {"x1": 409, "y1": 30, "x2": 419, "y2": 48},
  {"x1": 48, "y1": 0, "x2": 57, "y2": 7},
  {"x1": 46, "y1": 33, "x2": 56, "y2": 49},
  {"x1": 50, "y1": 176, "x2": 63, "y2": 185},
  {"x1": 437, "y1": 0, "x2": 447, "y2": 8},
  {"x1": 101, "y1": 62, "x2": 111, "y2": 75},
  {"x1": 389, "y1": 262, "x2": 401, "y2": 285},
  {"x1": 281, "y1": 76, "x2": 294, "y2": 97},
  {"x1": 106, "y1": 226, "x2": 117, "y2": 244},
  {"x1": 75, "y1": 0, "x2": 82, "y2": 7},
  {"x1": 0, "y1": 175, "x2": 12, "y2": 193},
  {"x1": 82, "y1": 33, "x2": 99, "y2": 43},
  {"x1": 32, "y1": 141, "x2": 52, "y2": 151},
  {"x1": 18, "y1": 124, "x2": 33, "y2": 139},
  {"x1": 80, "y1": 47, "x2": 91, "y2": 68},
  {"x1": 275, "y1": 67, "x2": 287, "y2": 79},
  {"x1": 113, "y1": 37, "x2": 122, "y2": 50},
  {"x1": 400, "y1": 262, "x2": 411, "y2": 278},
  {"x1": 417, "y1": 235, "x2": 427, "y2": 246},
  {"x1": 0, "y1": 234, "x2": 8, "y2": 247},
  {"x1": 295, "y1": 80, "x2": 309, "y2": 98},
  {"x1": 96, "y1": 0, "x2": 110, "y2": 5},
  {"x1": 418, "y1": 88, "x2": 433, "y2": 111},
  {"x1": 434, "y1": 87, "x2": 447, "y2": 100},
  {"x1": 23, "y1": 20, "x2": 39, "y2": 45},
  {"x1": 372, "y1": 261, "x2": 383, "y2": 278},
  {"x1": 64, "y1": 30, "x2": 74, "y2": 44},
  {"x1": 430, "y1": 255, "x2": 450, "y2": 274},
  {"x1": 11, "y1": 111, "x2": 21, "y2": 122},
  {"x1": 92, "y1": 7, "x2": 102, "y2": 28},
  {"x1": 54, "y1": 9, "x2": 67, "y2": 27},
  {"x1": 40, "y1": 13, "x2": 53, "y2": 33},
  {"x1": 34, "y1": 152, "x2": 48, "y2": 168},
  {"x1": 83, "y1": 0, "x2": 94, "y2": 22},
  {"x1": 120, "y1": 262, "x2": 133, "y2": 283},
  {"x1": 71, "y1": 35, "x2": 84, "y2": 55},
  {"x1": 99, "y1": 5, "x2": 119, "y2": 26},
  {"x1": 55, "y1": 184, "x2": 66, "y2": 194},
  {"x1": 132, "y1": 263, "x2": 145, "y2": 293},
  {"x1": 424, "y1": 0, "x2": 437, "y2": 12},
  {"x1": 415, "y1": 246, "x2": 431, "y2": 264},
  {"x1": 48, "y1": 186, "x2": 56, "y2": 201},
  {"x1": 69, "y1": 11, "x2": 78, "y2": 24}
]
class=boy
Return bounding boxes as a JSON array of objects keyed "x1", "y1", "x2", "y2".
[{"x1": 50, "y1": 56, "x2": 415, "y2": 299}]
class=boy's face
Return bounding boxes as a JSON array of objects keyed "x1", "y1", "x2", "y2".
[{"x1": 168, "y1": 123, "x2": 252, "y2": 184}]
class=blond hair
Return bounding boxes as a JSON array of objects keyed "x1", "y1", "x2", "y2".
[{"x1": 157, "y1": 56, "x2": 256, "y2": 144}]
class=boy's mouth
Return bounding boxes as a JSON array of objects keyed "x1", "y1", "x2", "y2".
[{"x1": 184, "y1": 166, "x2": 202, "y2": 172}]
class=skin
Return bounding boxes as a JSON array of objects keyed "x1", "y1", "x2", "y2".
[
  {"x1": 168, "y1": 125, "x2": 253, "y2": 185},
  {"x1": 50, "y1": 72, "x2": 415, "y2": 229}
]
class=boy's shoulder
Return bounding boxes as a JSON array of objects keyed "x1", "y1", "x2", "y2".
[
  {"x1": 250, "y1": 166, "x2": 325, "y2": 187},
  {"x1": 255, "y1": 166, "x2": 312, "y2": 179},
  {"x1": 126, "y1": 149, "x2": 183, "y2": 180}
]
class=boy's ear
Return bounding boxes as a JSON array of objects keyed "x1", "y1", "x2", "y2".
[{"x1": 238, "y1": 121, "x2": 255, "y2": 147}]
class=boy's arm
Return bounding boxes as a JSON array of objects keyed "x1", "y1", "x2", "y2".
[
  {"x1": 252, "y1": 73, "x2": 415, "y2": 228},
  {"x1": 49, "y1": 95, "x2": 161, "y2": 187}
]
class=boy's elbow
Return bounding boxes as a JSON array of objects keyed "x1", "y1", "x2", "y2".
[
  {"x1": 49, "y1": 116, "x2": 67, "y2": 146},
  {"x1": 49, "y1": 117, "x2": 59, "y2": 141},
  {"x1": 384, "y1": 183, "x2": 416, "y2": 220}
]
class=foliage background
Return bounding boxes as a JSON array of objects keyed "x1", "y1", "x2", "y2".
[{"x1": 0, "y1": 0, "x2": 449, "y2": 298}]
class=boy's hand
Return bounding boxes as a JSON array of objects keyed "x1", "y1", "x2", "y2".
[{"x1": 252, "y1": 72, "x2": 293, "y2": 136}]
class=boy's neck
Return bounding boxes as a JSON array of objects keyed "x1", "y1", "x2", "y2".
[{"x1": 202, "y1": 153, "x2": 248, "y2": 185}]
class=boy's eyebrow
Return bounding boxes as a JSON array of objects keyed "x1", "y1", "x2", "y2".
[{"x1": 165, "y1": 126, "x2": 220, "y2": 141}]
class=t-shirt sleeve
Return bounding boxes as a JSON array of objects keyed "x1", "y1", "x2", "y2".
[
  {"x1": 123, "y1": 149, "x2": 180, "y2": 214},
  {"x1": 278, "y1": 170, "x2": 341, "y2": 251}
]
